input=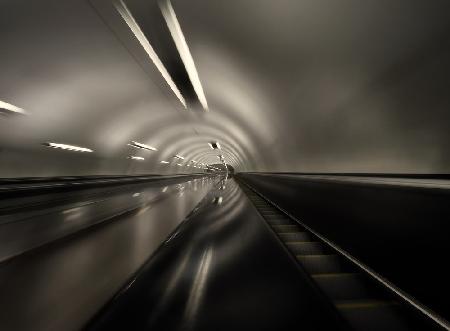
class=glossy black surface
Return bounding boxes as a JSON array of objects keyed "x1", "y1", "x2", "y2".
[
  {"x1": 0, "y1": 174, "x2": 210, "y2": 262},
  {"x1": 238, "y1": 173, "x2": 450, "y2": 323},
  {"x1": 87, "y1": 177, "x2": 345, "y2": 331},
  {"x1": 242, "y1": 184, "x2": 442, "y2": 331},
  {"x1": 0, "y1": 176, "x2": 215, "y2": 331}
]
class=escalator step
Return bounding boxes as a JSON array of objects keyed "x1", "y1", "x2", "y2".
[
  {"x1": 272, "y1": 225, "x2": 302, "y2": 233},
  {"x1": 336, "y1": 299, "x2": 396, "y2": 310},
  {"x1": 267, "y1": 218, "x2": 293, "y2": 225},
  {"x1": 262, "y1": 215, "x2": 286, "y2": 219},
  {"x1": 259, "y1": 210, "x2": 279, "y2": 214},
  {"x1": 286, "y1": 242, "x2": 328, "y2": 255},
  {"x1": 278, "y1": 232, "x2": 311, "y2": 242},
  {"x1": 312, "y1": 273, "x2": 384, "y2": 301},
  {"x1": 337, "y1": 300, "x2": 412, "y2": 331},
  {"x1": 264, "y1": 217, "x2": 288, "y2": 222},
  {"x1": 243, "y1": 186, "x2": 425, "y2": 331},
  {"x1": 297, "y1": 254, "x2": 351, "y2": 274}
]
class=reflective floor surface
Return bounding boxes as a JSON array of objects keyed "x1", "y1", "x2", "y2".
[
  {"x1": 0, "y1": 176, "x2": 216, "y2": 331},
  {"x1": 87, "y1": 177, "x2": 343, "y2": 331}
]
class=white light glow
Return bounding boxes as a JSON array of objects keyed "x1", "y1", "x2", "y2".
[
  {"x1": 115, "y1": 0, "x2": 186, "y2": 108},
  {"x1": 174, "y1": 154, "x2": 185, "y2": 160},
  {"x1": 177, "y1": 163, "x2": 183, "y2": 166},
  {"x1": 159, "y1": 0, "x2": 208, "y2": 111},
  {"x1": 0, "y1": 100, "x2": 28, "y2": 115},
  {"x1": 160, "y1": 160, "x2": 170, "y2": 164},
  {"x1": 128, "y1": 141, "x2": 157, "y2": 151},
  {"x1": 128, "y1": 156, "x2": 145, "y2": 160},
  {"x1": 43, "y1": 142, "x2": 93, "y2": 153}
]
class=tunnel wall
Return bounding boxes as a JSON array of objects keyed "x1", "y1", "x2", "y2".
[{"x1": 237, "y1": 173, "x2": 450, "y2": 321}]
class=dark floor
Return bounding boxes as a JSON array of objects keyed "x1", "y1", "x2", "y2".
[
  {"x1": 87, "y1": 177, "x2": 344, "y2": 331},
  {"x1": 0, "y1": 174, "x2": 447, "y2": 331},
  {"x1": 0, "y1": 176, "x2": 215, "y2": 331}
]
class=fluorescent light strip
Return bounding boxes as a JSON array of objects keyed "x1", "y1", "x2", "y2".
[
  {"x1": 128, "y1": 141, "x2": 157, "y2": 151},
  {"x1": 176, "y1": 163, "x2": 183, "y2": 166},
  {"x1": 159, "y1": 0, "x2": 208, "y2": 111},
  {"x1": 128, "y1": 156, "x2": 145, "y2": 160},
  {"x1": 43, "y1": 142, "x2": 93, "y2": 153},
  {"x1": 160, "y1": 160, "x2": 170, "y2": 164},
  {"x1": 0, "y1": 100, "x2": 28, "y2": 115},
  {"x1": 115, "y1": 0, "x2": 186, "y2": 109}
]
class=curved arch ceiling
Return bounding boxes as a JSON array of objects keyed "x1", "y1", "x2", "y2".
[{"x1": 1, "y1": 0, "x2": 450, "y2": 177}]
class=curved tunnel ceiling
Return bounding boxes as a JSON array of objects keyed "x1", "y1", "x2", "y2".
[{"x1": 1, "y1": 0, "x2": 450, "y2": 177}]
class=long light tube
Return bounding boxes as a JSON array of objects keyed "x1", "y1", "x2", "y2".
[
  {"x1": 159, "y1": 0, "x2": 208, "y2": 111},
  {"x1": 43, "y1": 142, "x2": 93, "y2": 153},
  {"x1": 115, "y1": 0, "x2": 186, "y2": 108},
  {"x1": 128, "y1": 141, "x2": 157, "y2": 151}
]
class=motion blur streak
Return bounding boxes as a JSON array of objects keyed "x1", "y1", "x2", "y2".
[
  {"x1": 114, "y1": 0, "x2": 187, "y2": 108},
  {"x1": 159, "y1": 0, "x2": 209, "y2": 111},
  {"x1": 182, "y1": 247, "x2": 214, "y2": 329},
  {"x1": 0, "y1": 100, "x2": 28, "y2": 115}
]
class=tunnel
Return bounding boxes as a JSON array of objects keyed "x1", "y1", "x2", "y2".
[{"x1": 1, "y1": 1, "x2": 450, "y2": 330}]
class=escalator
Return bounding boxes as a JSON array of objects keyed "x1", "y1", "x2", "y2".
[{"x1": 239, "y1": 181, "x2": 445, "y2": 331}]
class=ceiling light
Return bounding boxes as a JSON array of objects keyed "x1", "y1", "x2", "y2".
[
  {"x1": 174, "y1": 154, "x2": 185, "y2": 160},
  {"x1": 159, "y1": 0, "x2": 208, "y2": 111},
  {"x1": 43, "y1": 142, "x2": 93, "y2": 153},
  {"x1": 0, "y1": 100, "x2": 28, "y2": 115},
  {"x1": 128, "y1": 141, "x2": 157, "y2": 151},
  {"x1": 115, "y1": 0, "x2": 186, "y2": 108},
  {"x1": 176, "y1": 163, "x2": 183, "y2": 166},
  {"x1": 128, "y1": 156, "x2": 145, "y2": 160},
  {"x1": 160, "y1": 160, "x2": 170, "y2": 164}
]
